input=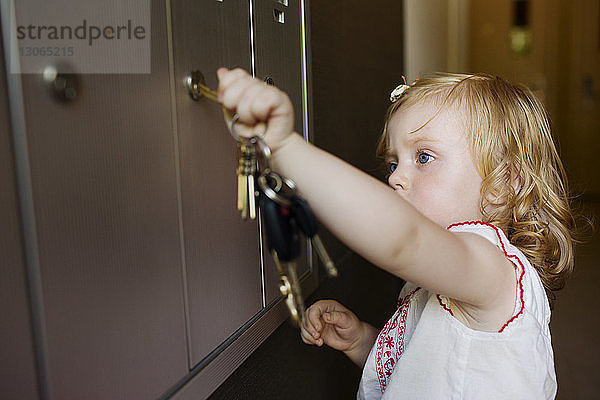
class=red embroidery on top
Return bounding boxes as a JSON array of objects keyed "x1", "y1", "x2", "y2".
[
  {"x1": 383, "y1": 336, "x2": 394, "y2": 348},
  {"x1": 375, "y1": 286, "x2": 421, "y2": 393},
  {"x1": 436, "y1": 294, "x2": 454, "y2": 316},
  {"x1": 445, "y1": 221, "x2": 526, "y2": 333}
]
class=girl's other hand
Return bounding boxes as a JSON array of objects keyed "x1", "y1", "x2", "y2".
[
  {"x1": 216, "y1": 67, "x2": 295, "y2": 152},
  {"x1": 300, "y1": 300, "x2": 363, "y2": 352}
]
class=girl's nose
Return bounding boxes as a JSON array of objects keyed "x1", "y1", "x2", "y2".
[{"x1": 388, "y1": 169, "x2": 409, "y2": 191}]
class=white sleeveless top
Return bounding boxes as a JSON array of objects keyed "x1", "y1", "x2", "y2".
[{"x1": 357, "y1": 221, "x2": 557, "y2": 399}]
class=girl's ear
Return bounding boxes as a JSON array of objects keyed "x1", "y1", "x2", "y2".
[
  {"x1": 509, "y1": 165, "x2": 523, "y2": 196},
  {"x1": 485, "y1": 163, "x2": 523, "y2": 205}
]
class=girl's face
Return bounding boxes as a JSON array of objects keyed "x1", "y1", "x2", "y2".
[{"x1": 385, "y1": 102, "x2": 484, "y2": 227}]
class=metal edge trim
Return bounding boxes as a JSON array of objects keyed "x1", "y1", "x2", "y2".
[
  {"x1": 0, "y1": 1, "x2": 49, "y2": 398},
  {"x1": 164, "y1": 0, "x2": 194, "y2": 371}
]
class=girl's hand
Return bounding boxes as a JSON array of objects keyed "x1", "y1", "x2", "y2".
[
  {"x1": 300, "y1": 300, "x2": 363, "y2": 352},
  {"x1": 216, "y1": 67, "x2": 295, "y2": 152}
]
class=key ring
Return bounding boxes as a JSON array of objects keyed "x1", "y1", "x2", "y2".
[
  {"x1": 257, "y1": 170, "x2": 297, "y2": 207},
  {"x1": 250, "y1": 135, "x2": 272, "y2": 172},
  {"x1": 229, "y1": 113, "x2": 267, "y2": 143}
]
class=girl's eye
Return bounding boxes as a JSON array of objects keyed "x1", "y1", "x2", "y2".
[
  {"x1": 417, "y1": 152, "x2": 433, "y2": 164},
  {"x1": 389, "y1": 162, "x2": 398, "y2": 173}
]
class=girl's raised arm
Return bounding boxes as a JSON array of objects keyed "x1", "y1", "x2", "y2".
[
  {"x1": 274, "y1": 135, "x2": 515, "y2": 313},
  {"x1": 218, "y1": 68, "x2": 516, "y2": 317}
]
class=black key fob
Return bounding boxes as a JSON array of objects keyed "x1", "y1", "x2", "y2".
[{"x1": 259, "y1": 192, "x2": 301, "y2": 262}]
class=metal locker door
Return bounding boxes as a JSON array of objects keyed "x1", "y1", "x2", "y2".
[
  {"x1": 4, "y1": 0, "x2": 188, "y2": 398},
  {"x1": 252, "y1": 0, "x2": 312, "y2": 304},
  {"x1": 168, "y1": 0, "x2": 263, "y2": 367},
  {"x1": 0, "y1": 31, "x2": 39, "y2": 400}
]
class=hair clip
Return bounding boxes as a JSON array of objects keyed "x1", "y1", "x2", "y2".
[{"x1": 389, "y1": 76, "x2": 417, "y2": 103}]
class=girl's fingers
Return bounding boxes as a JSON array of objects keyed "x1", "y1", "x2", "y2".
[
  {"x1": 217, "y1": 67, "x2": 294, "y2": 150},
  {"x1": 305, "y1": 305, "x2": 324, "y2": 338},
  {"x1": 216, "y1": 67, "x2": 250, "y2": 95},
  {"x1": 323, "y1": 310, "x2": 351, "y2": 329},
  {"x1": 300, "y1": 326, "x2": 319, "y2": 346},
  {"x1": 250, "y1": 87, "x2": 287, "y2": 122},
  {"x1": 236, "y1": 81, "x2": 270, "y2": 125},
  {"x1": 218, "y1": 69, "x2": 285, "y2": 129},
  {"x1": 219, "y1": 75, "x2": 256, "y2": 114}
]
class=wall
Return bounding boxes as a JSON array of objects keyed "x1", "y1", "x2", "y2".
[{"x1": 404, "y1": 0, "x2": 470, "y2": 81}]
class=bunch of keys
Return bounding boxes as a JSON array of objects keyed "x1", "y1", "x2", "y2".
[
  {"x1": 186, "y1": 71, "x2": 338, "y2": 326},
  {"x1": 257, "y1": 169, "x2": 338, "y2": 326},
  {"x1": 186, "y1": 71, "x2": 260, "y2": 221}
]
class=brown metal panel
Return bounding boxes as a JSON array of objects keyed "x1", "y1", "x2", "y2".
[
  {"x1": 170, "y1": 300, "x2": 290, "y2": 400},
  {"x1": 0, "y1": 30, "x2": 40, "y2": 400},
  {"x1": 170, "y1": 0, "x2": 263, "y2": 366},
  {"x1": 253, "y1": 0, "x2": 311, "y2": 304},
  {"x1": 253, "y1": 0, "x2": 305, "y2": 135},
  {"x1": 15, "y1": 1, "x2": 188, "y2": 398}
]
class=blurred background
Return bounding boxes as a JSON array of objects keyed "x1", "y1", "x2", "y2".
[{"x1": 211, "y1": 0, "x2": 600, "y2": 398}]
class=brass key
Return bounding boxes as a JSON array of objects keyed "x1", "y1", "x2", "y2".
[
  {"x1": 236, "y1": 141, "x2": 248, "y2": 218},
  {"x1": 272, "y1": 251, "x2": 306, "y2": 326},
  {"x1": 237, "y1": 138, "x2": 257, "y2": 220},
  {"x1": 246, "y1": 163, "x2": 257, "y2": 220},
  {"x1": 186, "y1": 70, "x2": 234, "y2": 122},
  {"x1": 243, "y1": 138, "x2": 257, "y2": 220},
  {"x1": 186, "y1": 70, "x2": 266, "y2": 143}
]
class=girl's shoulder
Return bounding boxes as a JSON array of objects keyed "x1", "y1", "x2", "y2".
[{"x1": 445, "y1": 220, "x2": 551, "y2": 332}]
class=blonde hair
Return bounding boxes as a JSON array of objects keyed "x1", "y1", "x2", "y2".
[{"x1": 377, "y1": 72, "x2": 577, "y2": 292}]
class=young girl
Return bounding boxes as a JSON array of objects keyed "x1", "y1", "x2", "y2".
[{"x1": 217, "y1": 68, "x2": 576, "y2": 399}]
